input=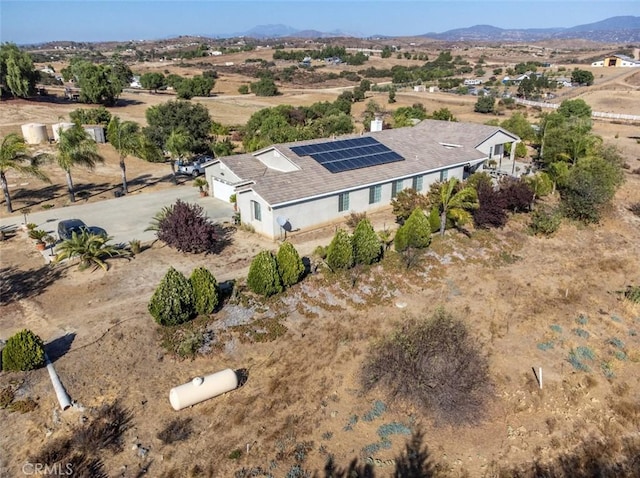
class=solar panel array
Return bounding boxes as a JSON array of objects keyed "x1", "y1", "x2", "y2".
[{"x1": 290, "y1": 137, "x2": 404, "y2": 173}]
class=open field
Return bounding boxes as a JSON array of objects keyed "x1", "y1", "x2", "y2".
[{"x1": 1, "y1": 42, "x2": 640, "y2": 477}]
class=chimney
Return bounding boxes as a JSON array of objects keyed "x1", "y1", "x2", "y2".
[{"x1": 370, "y1": 115, "x2": 383, "y2": 133}]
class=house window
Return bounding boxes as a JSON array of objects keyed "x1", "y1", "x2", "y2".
[
  {"x1": 338, "y1": 192, "x2": 350, "y2": 212},
  {"x1": 391, "y1": 179, "x2": 403, "y2": 198},
  {"x1": 412, "y1": 175, "x2": 423, "y2": 191},
  {"x1": 251, "y1": 200, "x2": 261, "y2": 221},
  {"x1": 439, "y1": 169, "x2": 448, "y2": 182},
  {"x1": 369, "y1": 185, "x2": 382, "y2": 204}
]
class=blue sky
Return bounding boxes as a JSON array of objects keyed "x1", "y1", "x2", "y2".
[{"x1": 1, "y1": 0, "x2": 638, "y2": 44}]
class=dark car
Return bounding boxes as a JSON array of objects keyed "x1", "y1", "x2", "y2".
[{"x1": 57, "y1": 219, "x2": 107, "y2": 241}]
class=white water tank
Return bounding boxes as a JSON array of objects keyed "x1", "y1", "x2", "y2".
[
  {"x1": 21, "y1": 123, "x2": 49, "y2": 144},
  {"x1": 52, "y1": 122, "x2": 74, "y2": 142},
  {"x1": 169, "y1": 368, "x2": 238, "y2": 411},
  {"x1": 83, "y1": 125, "x2": 105, "y2": 143}
]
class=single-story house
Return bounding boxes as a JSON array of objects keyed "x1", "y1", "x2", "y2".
[
  {"x1": 204, "y1": 120, "x2": 520, "y2": 239},
  {"x1": 591, "y1": 54, "x2": 640, "y2": 67},
  {"x1": 464, "y1": 79, "x2": 483, "y2": 86}
]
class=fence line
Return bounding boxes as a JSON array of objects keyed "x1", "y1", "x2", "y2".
[{"x1": 514, "y1": 98, "x2": 640, "y2": 121}]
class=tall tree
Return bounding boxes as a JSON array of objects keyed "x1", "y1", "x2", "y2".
[
  {"x1": 165, "y1": 129, "x2": 192, "y2": 185},
  {"x1": 0, "y1": 134, "x2": 50, "y2": 213},
  {"x1": 435, "y1": 178, "x2": 478, "y2": 236},
  {"x1": 0, "y1": 43, "x2": 38, "y2": 98},
  {"x1": 106, "y1": 116, "x2": 141, "y2": 194},
  {"x1": 144, "y1": 100, "x2": 212, "y2": 154},
  {"x1": 56, "y1": 124, "x2": 104, "y2": 202}
]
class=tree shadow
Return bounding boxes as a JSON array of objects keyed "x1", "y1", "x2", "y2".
[
  {"x1": 45, "y1": 332, "x2": 76, "y2": 363},
  {"x1": 0, "y1": 264, "x2": 65, "y2": 305},
  {"x1": 12, "y1": 184, "x2": 66, "y2": 205},
  {"x1": 319, "y1": 428, "x2": 435, "y2": 478},
  {"x1": 210, "y1": 224, "x2": 234, "y2": 254}
]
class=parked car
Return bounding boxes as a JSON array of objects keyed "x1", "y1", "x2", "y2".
[
  {"x1": 177, "y1": 155, "x2": 212, "y2": 177},
  {"x1": 57, "y1": 219, "x2": 107, "y2": 241}
]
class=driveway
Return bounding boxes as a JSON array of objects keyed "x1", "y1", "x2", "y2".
[{"x1": 0, "y1": 186, "x2": 235, "y2": 246}]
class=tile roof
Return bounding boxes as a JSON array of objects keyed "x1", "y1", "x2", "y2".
[{"x1": 213, "y1": 120, "x2": 518, "y2": 206}]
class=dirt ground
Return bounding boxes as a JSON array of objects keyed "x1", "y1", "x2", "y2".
[{"x1": 1, "y1": 47, "x2": 640, "y2": 477}]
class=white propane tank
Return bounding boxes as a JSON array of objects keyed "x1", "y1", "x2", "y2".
[
  {"x1": 21, "y1": 123, "x2": 49, "y2": 144},
  {"x1": 169, "y1": 368, "x2": 238, "y2": 411}
]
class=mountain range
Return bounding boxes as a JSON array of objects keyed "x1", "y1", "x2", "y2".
[{"x1": 231, "y1": 16, "x2": 640, "y2": 43}]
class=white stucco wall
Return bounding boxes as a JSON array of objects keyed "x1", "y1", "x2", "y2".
[
  {"x1": 239, "y1": 166, "x2": 465, "y2": 239},
  {"x1": 206, "y1": 162, "x2": 242, "y2": 201},
  {"x1": 476, "y1": 131, "x2": 516, "y2": 157}
]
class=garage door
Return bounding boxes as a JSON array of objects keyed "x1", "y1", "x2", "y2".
[{"x1": 212, "y1": 179, "x2": 235, "y2": 202}]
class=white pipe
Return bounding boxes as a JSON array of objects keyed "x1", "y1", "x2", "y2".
[
  {"x1": 169, "y1": 368, "x2": 238, "y2": 411},
  {"x1": 45, "y1": 353, "x2": 72, "y2": 411}
]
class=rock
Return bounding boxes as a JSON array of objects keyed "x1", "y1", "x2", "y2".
[{"x1": 395, "y1": 301, "x2": 407, "y2": 309}]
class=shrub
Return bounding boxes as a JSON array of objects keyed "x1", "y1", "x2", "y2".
[
  {"x1": 247, "y1": 251, "x2": 283, "y2": 297},
  {"x1": 473, "y1": 181, "x2": 507, "y2": 229},
  {"x1": 361, "y1": 309, "x2": 491, "y2": 425},
  {"x1": 427, "y1": 207, "x2": 440, "y2": 233},
  {"x1": 499, "y1": 177, "x2": 534, "y2": 212},
  {"x1": 2, "y1": 329, "x2": 45, "y2": 371},
  {"x1": 276, "y1": 242, "x2": 305, "y2": 287},
  {"x1": 157, "y1": 200, "x2": 219, "y2": 253},
  {"x1": 238, "y1": 84, "x2": 249, "y2": 94},
  {"x1": 326, "y1": 229, "x2": 354, "y2": 271},
  {"x1": 189, "y1": 267, "x2": 219, "y2": 315},
  {"x1": 525, "y1": 172, "x2": 553, "y2": 199},
  {"x1": 560, "y1": 153, "x2": 625, "y2": 223},
  {"x1": 346, "y1": 211, "x2": 367, "y2": 229},
  {"x1": 148, "y1": 267, "x2": 195, "y2": 326},
  {"x1": 529, "y1": 206, "x2": 562, "y2": 236},
  {"x1": 352, "y1": 219, "x2": 382, "y2": 265},
  {"x1": 391, "y1": 188, "x2": 429, "y2": 224},
  {"x1": 394, "y1": 208, "x2": 431, "y2": 252}
]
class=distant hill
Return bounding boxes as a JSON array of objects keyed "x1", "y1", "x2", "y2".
[{"x1": 423, "y1": 16, "x2": 640, "y2": 42}]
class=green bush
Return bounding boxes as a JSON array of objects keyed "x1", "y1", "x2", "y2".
[
  {"x1": 529, "y1": 207, "x2": 562, "y2": 236},
  {"x1": 148, "y1": 267, "x2": 195, "y2": 326},
  {"x1": 427, "y1": 206, "x2": 441, "y2": 234},
  {"x1": 525, "y1": 172, "x2": 553, "y2": 198},
  {"x1": 394, "y1": 208, "x2": 432, "y2": 252},
  {"x1": 247, "y1": 251, "x2": 283, "y2": 297},
  {"x1": 189, "y1": 267, "x2": 219, "y2": 315},
  {"x1": 2, "y1": 329, "x2": 45, "y2": 371},
  {"x1": 326, "y1": 229, "x2": 354, "y2": 271},
  {"x1": 276, "y1": 242, "x2": 305, "y2": 287},
  {"x1": 352, "y1": 218, "x2": 382, "y2": 265}
]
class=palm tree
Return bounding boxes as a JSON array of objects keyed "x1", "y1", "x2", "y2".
[
  {"x1": 165, "y1": 128, "x2": 192, "y2": 185},
  {"x1": 56, "y1": 124, "x2": 104, "y2": 203},
  {"x1": 106, "y1": 116, "x2": 141, "y2": 195},
  {"x1": 0, "y1": 134, "x2": 51, "y2": 213},
  {"x1": 437, "y1": 178, "x2": 478, "y2": 236},
  {"x1": 54, "y1": 230, "x2": 131, "y2": 271}
]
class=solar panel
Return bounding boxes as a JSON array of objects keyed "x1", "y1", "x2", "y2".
[{"x1": 290, "y1": 136, "x2": 404, "y2": 173}]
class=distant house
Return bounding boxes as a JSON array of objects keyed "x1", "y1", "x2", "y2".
[
  {"x1": 555, "y1": 77, "x2": 573, "y2": 87},
  {"x1": 300, "y1": 56, "x2": 312, "y2": 67},
  {"x1": 39, "y1": 66, "x2": 55, "y2": 76},
  {"x1": 203, "y1": 120, "x2": 520, "y2": 239},
  {"x1": 209, "y1": 50, "x2": 223, "y2": 56},
  {"x1": 591, "y1": 54, "x2": 640, "y2": 67},
  {"x1": 464, "y1": 79, "x2": 483, "y2": 86}
]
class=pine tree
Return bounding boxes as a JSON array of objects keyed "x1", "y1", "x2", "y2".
[
  {"x1": 148, "y1": 267, "x2": 195, "y2": 326},
  {"x1": 189, "y1": 267, "x2": 219, "y2": 315},
  {"x1": 395, "y1": 208, "x2": 432, "y2": 252},
  {"x1": 352, "y1": 218, "x2": 382, "y2": 265},
  {"x1": 247, "y1": 251, "x2": 283, "y2": 297},
  {"x1": 326, "y1": 229, "x2": 354, "y2": 271},
  {"x1": 276, "y1": 242, "x2": 305, "y2": 288}
]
